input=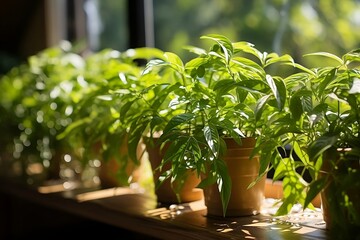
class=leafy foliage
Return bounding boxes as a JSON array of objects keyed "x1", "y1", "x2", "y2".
[
  {"x1": 261, "y1": 47, "x2": 360, "y2": 234},
  {"x1": 131, "y1": 34, "x2": 295, "y2": 215}
]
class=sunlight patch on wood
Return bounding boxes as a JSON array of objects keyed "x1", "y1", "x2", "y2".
[{"x1": 76, "y1": 187, "x2": 137, "y2": 202}]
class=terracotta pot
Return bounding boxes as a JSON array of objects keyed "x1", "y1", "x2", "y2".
[
  {"x1": 96, "y1": 137, "x2": 145, "y2": 188},
  {"x1": 145, "y1": 137, "x2": 203, "y2": 204},
  {"x1": 204, "y1": 137, "x2": 266, "y2": 217},
  {"x1": 98, "y1": 153, "x2": 142, "y2": 188}
]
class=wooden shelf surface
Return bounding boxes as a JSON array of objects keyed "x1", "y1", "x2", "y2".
[{"x1": 0, "y1": 177, "x2": 329, "y2": 240}]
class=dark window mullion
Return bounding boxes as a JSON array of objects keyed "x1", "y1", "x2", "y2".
[{"x1": 127, "y1": 0, "x2": 154, "y2": 48}]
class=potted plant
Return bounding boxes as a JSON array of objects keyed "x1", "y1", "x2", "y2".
[
  {"x1": 260, "y1": 48, "x2": 360, "y2": 238},
  {"x1": 302, "y1": 50, "x2": 360, "y2": 238},
  {"x1": 141, "y1": 34, "x2": 294, "y2": 216},
  {"x1": 57, "y1": 46, "x2": 165, "y2": 190},
  {"x1": 113, "y1": 48, "x2": 207, "y2": 203},
  {"x1": 0, "y1": 41, "x2": 87, "y2": 184}
]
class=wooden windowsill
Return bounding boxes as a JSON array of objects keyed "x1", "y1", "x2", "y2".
[{"x1": 0, "y1": 177, "x2": 328, "y2": 239}]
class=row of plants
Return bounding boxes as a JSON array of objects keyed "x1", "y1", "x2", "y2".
[
  {"x1": 0, "y1": 41, "x2": 164, "y2": 188},
  {"x1": 0, "y1": 34, "x2": 359, "y2": 237},
  {"x1": 0, "y1": 42, "x2": 88, "y2": 183}
]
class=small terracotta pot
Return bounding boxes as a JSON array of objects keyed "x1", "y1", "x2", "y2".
[
  {"x1": 204, "y1": 137, "x2": 266, "y2": 217},
  {"x1": 95, "y1": 136, "x2": 145, "y2": 188},
  {"x1": 145, "y1": 137, "x2": 203, "y2": 204}
]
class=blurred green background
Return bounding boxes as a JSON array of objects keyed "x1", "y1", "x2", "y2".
[{"x1": 98, "y1": 0, "x2": 360, "y2": 67}]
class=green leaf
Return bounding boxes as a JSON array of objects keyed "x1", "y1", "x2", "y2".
[
  {"x1": 343, "y1": 48, "x2": 360, "y2": 63},
  {"x1": 164, "y1": 52, "x2": 185, "y2": 73},
  {"x1": 203, "y1": 123, "x2": 220, "y2": 157},
  {"x1": 232, "y1": 41, "x2": 254, "y2": 51},
  {"x1": 308, "y1": 135, "x2": 338, "y2": 161},
  {"x1": 213, "y1": 79, "x2": 236, "y2": 94},
  {"x1": 151, "y1": 83, "x2": 180, "y2": 110},
  {"x1": 232, "y1": 57, "x2": 265, "y2": 79},
  {"x1": 143, "y1": 59, "x2": 167, "y2": 75},
  {"x1": 300, "y1": 93, "x2": 313, "y2": 114},
  {"x1": 163, "y1": 138, "x2": 188, "y2": 166},
  {"x1": 304, "y1": 177, "x2": 327, "y2": 209},
  {"x1": 57, "y1": 117, "x2": 91, "y2": 140},
  {"x1": 196, "y1": 65, "x2": 205, "y2": 78},
  {"x1": 289, "y1": 96, "x2": 303, "y2": 121},
  {"x1": 197, "y1": 174, "x2": 217, "y2": 188},
  {"x1": 183, "y1": 45, "x2": 207, "y2": 56},
  {"x1": 293, "y1": 141, "x2": 310, "y2": 165},
  {"x1": 201, "y1": 34, "x2": 233, "y2": 63},
  {"x1": 185, "y1": 57, "x2": 208, "y2": 69},
  {"x1": 304, "y1": 52, "x2": 344, "y2": 65},
  {"x1": 216, "y1": 118, "x2": 245, "y2": 139},
  {"x1": 276, "y1": 194, "x2": 297, "y2": 216},
  {"x1": 124, "y1": 47, "x2": 165, "y2": 61},
  {"x1": 96, "y1": 95, "x2": 112, "y2": 101},
  {"x1": 272, "y1": 76, "x2": 287, "y2": 111},
  {"x1": 285, "y1": 62, "x2": 315, "y2": 76},
  {"x1": 128, "y1": 120, "x2": 148, "y2": 164},
  {"x1": 264, "y1": 53, "x2": 295, "y2": 68},
  {"x1": 254, "y1": 95, "x2": 270, "y2": 122},
  {"x1": 149, "y1": 115, "x2": 164, "y2": 132},
  {"x1": 216, "y1": 158, "x2": 232, "y2": 217},
  {"x1": 163, "y1": 113, "x2": 195, "y2": 134},
  {"x1": 119, "y1": 101, "x2": 134, "y2": 123},
  {"x1": 273, "y1": 157, "x2": 288, "y2": 181},
  {"x1": 319, "y1": 68, "x2": 337, "y2": 94}
]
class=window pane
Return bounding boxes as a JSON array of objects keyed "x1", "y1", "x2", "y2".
[
  {"x1": 86, "y1": 0, "x2": 128, "y2": 51},
  {"x1": 153, "y1": 0, "x2": 360, "y2": 66}
]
